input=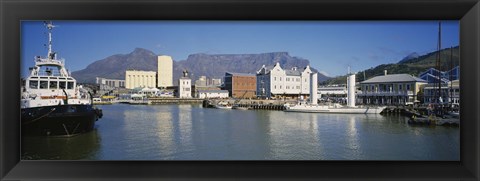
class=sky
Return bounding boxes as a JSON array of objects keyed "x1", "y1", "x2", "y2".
[{"x1": 21, "y1": 21, "x2": 459, "y2": 78}]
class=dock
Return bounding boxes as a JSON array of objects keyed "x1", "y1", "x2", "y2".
[
  {"x1": 149, "y1": 97, "x2": 203, "y2": 104},
  {"x1": 203, "y1": 99, "x2": 295, "y2": 111}
]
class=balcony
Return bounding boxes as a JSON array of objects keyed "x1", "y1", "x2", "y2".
[{"x1": 357, "y1": 91, "x2": 414, "y2": 96}]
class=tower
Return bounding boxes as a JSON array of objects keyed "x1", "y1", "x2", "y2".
[{"x1": 157, "y1": 55, "x2": 173, "y2": 88}]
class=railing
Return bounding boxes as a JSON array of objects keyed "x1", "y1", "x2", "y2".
[{"x1": 357, "y1": 91, "x2": 414, "y2": 96}]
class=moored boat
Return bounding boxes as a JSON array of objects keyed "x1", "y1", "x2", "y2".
[
  {"x1": 21, "y1": 21, "x2": 102, "y2": 136},
  {"x1": 215, "y1": 101, "x2": 233, "y2": 109}
]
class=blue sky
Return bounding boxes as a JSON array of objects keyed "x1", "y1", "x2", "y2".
[{"x1": 21, "y1": 21, "x2": 459, "y2": 78}]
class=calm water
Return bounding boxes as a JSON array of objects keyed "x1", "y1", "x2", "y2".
[{"x1": 22, "y1": 104, "x2": 459, "y2": 160}]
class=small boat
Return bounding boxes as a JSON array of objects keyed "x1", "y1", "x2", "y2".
[
  {"x1": 215, "y1": 101, "x2": 233, "y2": 109},
  {"x1": 21, "y1": 21, "x2": 102, "y2": 136}
]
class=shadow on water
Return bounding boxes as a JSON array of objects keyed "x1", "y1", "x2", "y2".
[{"x1": 21, "y1": 129, "x2": 101, "y2": 160}]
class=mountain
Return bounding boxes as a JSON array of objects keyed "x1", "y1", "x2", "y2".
[
  {"x1": 322, "y1": 46, "x2": 459, "y2": 85},
  {"x1": 173, "y1": 52, "x2": 331, "y2": 84},
  {"x1": 398, "y1": 52, "x2": 420, "y2": 64},
  {"x1": 71, "y1": 49, "x2": 331, "y2": 84},
  {"x1": 72, "y1": 48, "x2": 158, "y2": 83}
]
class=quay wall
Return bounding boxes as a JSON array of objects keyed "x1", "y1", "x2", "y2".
[{"x1": 149, "y1": 97, "x2": 203, "y2": 104}]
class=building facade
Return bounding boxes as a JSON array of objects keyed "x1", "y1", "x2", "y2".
[
  {"x1": 357, "y1": 73, "x2": 427, "y2": 105},
  {"x1": 196, "y1": 90, "x2": 229, "y2": 99},
  {"x1": 224, "y1": 72, "x2": 256, "y2": 99},
  {"x1": 96, "y1": 77, "x2": 125, "y2": 88},
  {"x1": 157, "y1": 55, "x2": 173, "y2": 88},
  {"x1": 418, "y1": 66, "x2": 459, "y2": 84},
  {"x1": 125, "y1": 70, "x2": 157, "y2": 89},
  {"x1": 178, "y1": 70, "x2": 192, "y2": 98},
  {"x1": 256, "y1": 62, "x2": 313, "y2": 99},
  {"x1": 423, "y1": 80, "x2": 459, "y2": 107}
]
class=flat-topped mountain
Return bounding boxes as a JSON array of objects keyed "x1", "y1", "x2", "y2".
[{"x1": 72, "y1": 49, "x2": 331, "y2": 85}]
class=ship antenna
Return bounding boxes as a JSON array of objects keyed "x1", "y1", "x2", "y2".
[{"x1": 44, "y1": 21, "x2": 56, "y2": 59}]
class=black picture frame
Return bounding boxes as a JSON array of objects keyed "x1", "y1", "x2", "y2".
[{"x1": 1, "y1": 0, "x2": 479, "y2": 180}]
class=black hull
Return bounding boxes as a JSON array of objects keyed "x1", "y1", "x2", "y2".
[{"x1": 21, "y1": 105, "x2": 102, "y2": 136}]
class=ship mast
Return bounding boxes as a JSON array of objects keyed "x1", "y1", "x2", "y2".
[
  {"x1": 435, "y1": 21, "x2": 442, "y2": 114},
  {"x1": 45, "y1": 21, "x2": 56, "y2": 60}
]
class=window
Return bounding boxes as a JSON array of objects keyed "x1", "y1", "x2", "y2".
[
  {"x1": 399, "y1": 84, "x2": 403, "y2": 90},
  {"x1": 287, "y1": 78, "x2": 290, "y2": 81},
  {"x1": 280, "y1": 85, "x2": 282, "y2": 89},
  {"x1": 274, "y1": 77, "x2": 277, "y2": 81},
  {"x1": 67, "y1": 82, "x2": 74, "y2": 89},
  {"x1": 40, "y1": 81, "x2": 48, "y2": 89},
  {"x1": 406, "y1": 84, "x2": 410, "y2": 90},
  {"x1": 280, "y1": 77, "x2": 282, "y2": 81},
  {"x1": 274, "y1": 85, "x2": 277, "y2": 89},
  {"x1": 29, "y1": 80, "x2": 38, "y2": 89},
  {"x1": 49, "y1": 81, "x2": 58, "y2": 89}
]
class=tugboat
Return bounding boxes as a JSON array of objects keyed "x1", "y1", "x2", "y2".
[{"x1": 21, "y1": 21, "x2": 102, "y2": 136}]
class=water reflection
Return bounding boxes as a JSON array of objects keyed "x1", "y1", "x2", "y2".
[
  {"x1": 22, "y1": 104, "x2": 460, "y2": 161},
  {"x1": 22, "y1": 129, "x2": 101, "y2": 160}
]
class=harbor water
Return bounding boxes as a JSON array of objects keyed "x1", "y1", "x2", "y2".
[{"x1": 22, "y1": 104, "x2": 459, "y2": 160}]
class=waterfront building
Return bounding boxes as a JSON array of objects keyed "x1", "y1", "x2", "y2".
[
  {"x1": 125, "y1": 70, "x2": 157, "y2": 89},
  {"x1": 357, "y1": 72, "x2": 427, "y2": 105},
  {"x1": 211, "y1": 78, "x2": 222, "y2": 86},
  {"x1": 96, "y1": 77, "x2": 126, "y2": 96},
  {"x1": 195, "y1": 76, "x2": 208, "y2": 87},
  {"x1": 418, "y1": 66, "x2": 459, "y2": 84},
  {"x1": 423, "y1": 80, "x2": 460, "y2": 107},
  {"x1": 256, "y1": 62, "x2": 313, "y2": 99},
  {"x1": 138, "y1": 87, "x2": 160, "y2": 97},
  {"x1": 224, "y1": 72, "x2": 256, "y2": 99},
  {"x1": 317, "y1": 85, "x2": 347, "y2": 98},
  {"x1": 157, "y1": 55, "x2": 173, "y2": 88},
  {"x1": 196, "y1": 90, "x2": 229, "y2": 99},
  {"x1": 178, "y1": 70, "x2": 192, "y2": 98},
  {"x1": 96, "y1": 77, "x2": 125, "y2": 88}
]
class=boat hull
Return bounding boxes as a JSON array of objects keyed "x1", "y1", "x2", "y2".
[
  {"x1": 285, "y1": 105, "x2": 385, "y2": 114},
  {"x1": 21, "y1": 105, "x2": 102, "y2": 136}
]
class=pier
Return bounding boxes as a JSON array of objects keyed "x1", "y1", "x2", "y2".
[
  {"x1": 148, "y1": 97, "x2": 203, "y2": 104},
  {"x1": 203, "y1": 99, "x2": 295, "y2": 111}
]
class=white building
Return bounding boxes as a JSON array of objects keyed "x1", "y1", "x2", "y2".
[
  {"x1": 138, "y1": 87, "x2": 160, "y2": 97},
  {"x1": 178, "y1": 70, "x2": 192, "y2": 98},
  {"x1": 96, "y1": 77, "x2": 125, "y2": 88},
  {"x1": 125, "y1": 70, "x2": 157, "y2": 89},
  {"x1": 256, "y1": 62, "x2": 313, "y2": 99},
  {"x1": 423, "y1": 79, "x2": 460, "y2": 107},
  {"x1": 196, "y1": 90, "x2": 229, "y2": 99},
  {"x1": 317, "y1": 85, "x2": 348, "y2": 100},
  {"x1": 157, "y1": 55, "x2": 173, "y2": 88}
]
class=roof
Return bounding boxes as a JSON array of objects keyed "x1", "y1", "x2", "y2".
[
  {"x1": 197, "y1": 90, "x2": 229, "y2": 93},
  {"x1": 361, "y1": 74, "x2": 427, "y2": 84},
  {"x1": 225, "y1": 72, "x2": 256, "y2": 77},
  {"x1": 284, "y1": 69, "x2": 302, "y2": 76}
]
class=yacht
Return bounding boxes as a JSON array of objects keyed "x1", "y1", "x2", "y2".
[{"x1": 21, "y1": 21, "x2": 102, "y2": 136}]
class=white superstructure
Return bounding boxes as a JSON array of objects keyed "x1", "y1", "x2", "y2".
[{"x1": 21, "y1": 22, "x2": 92, "y2": 108}]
